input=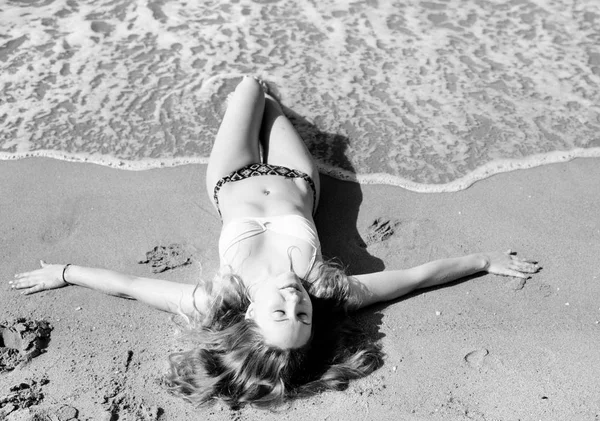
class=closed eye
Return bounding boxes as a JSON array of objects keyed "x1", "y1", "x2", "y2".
[
  {"x1": 298, "y1": 313, "x2": 311, "y2": 324},
  {"x1": 272, "y1": 309, "x2": 311, "y2": 323}
]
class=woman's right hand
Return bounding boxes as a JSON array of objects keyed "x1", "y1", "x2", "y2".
[{"x1": 10, "y1": 260, "x2": 69, "y2": 295}]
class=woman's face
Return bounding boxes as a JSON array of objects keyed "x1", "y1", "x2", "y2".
[{"x1": 245, "y1": 271, "x2": 313, "y2": 349}]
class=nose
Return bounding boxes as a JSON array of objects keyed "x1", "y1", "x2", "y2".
[{"x1": 284, "y1": 299, "x2": 303, "y2": 322}]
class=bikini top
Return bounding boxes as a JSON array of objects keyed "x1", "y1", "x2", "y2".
[{"x1": 218, "y1": 214, "x2": 321, "y2": 278}]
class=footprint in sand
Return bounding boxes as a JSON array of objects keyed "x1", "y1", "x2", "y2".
[
  {"x1": 508, "y1": 277, "x2": 527, "y2": 291},
  {"x1": 365, "y1": 217, "x2": 401, "y2": 246},
  {"x1": 0, "y1": 318, "x2": 53, "y2": 373},
  {"x1": 370, "y1": 217, "x2": 451, "y2": 265},
  {"x1": 397, "y1": 218, "x2": 441, "y2": 251},
  {"x1": 138, "y1": 243, "x2": 193, "y2": 273},
  {"x1": 464, "y1": 348, "x2": 489, "y2": 370},
  {"x1": 39, "y1": 202, "x2": 82, "y2": 244},
  {"x1": 538, "y1": 283, "x2": 553, "y2": 297},
  {"x1": 0, "y1": 378, "x2": 48, "y2": 418},
  {"x1": 40, "y1": 219, "x2": 75, "y2": 244}
]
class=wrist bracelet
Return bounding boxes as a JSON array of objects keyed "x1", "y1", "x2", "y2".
[{"x1": 62, "y1": 264, "x2": 72, "y2": 285}]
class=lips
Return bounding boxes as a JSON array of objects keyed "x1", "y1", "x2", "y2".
[{"x1": 280, "y1": 284, "x2": 301, "y2": 292}]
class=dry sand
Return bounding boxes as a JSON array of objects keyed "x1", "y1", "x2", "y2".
[{"x1": 1, "y1": 157, "x2": 599, "y2": 421}]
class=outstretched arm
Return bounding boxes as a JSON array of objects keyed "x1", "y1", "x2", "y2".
[
  {"x1": 351, "y1": 250, "x2": 539, "y2": 310},
  {"x1": 10, "y1": 261, "x2": 199, "y2": 314}
]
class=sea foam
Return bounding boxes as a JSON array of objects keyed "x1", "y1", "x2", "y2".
[{"x1": 1, "y1": 0, "x2": 599, "y2": 191}]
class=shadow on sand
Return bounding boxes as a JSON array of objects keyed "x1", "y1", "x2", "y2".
[{"x1": 283, "y1": 105, "x2": 387, "y2": 343}]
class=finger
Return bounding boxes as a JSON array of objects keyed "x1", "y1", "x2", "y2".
[
  {"x1": 503, "y1": 269, "x2": 528, "y2": 279},
  {"x1": 511, "y1": 261, "x2": 539, "y2": 273},
  {"x1": 11, "y1": 278, "x2": 37, "y2": 289},
  {"x1": 510, "y1": 255, "x2": 540, "y2": 269},
  {"x1": 15, "y1": 270, "x2": 43, "y2": 280},
  {"x1": 517, "y1": 258, "x2": 539, "y2": 265},
  {"x1": 14, "y1": 271, "x2": 42, "y2": 280},
  {"x1": 23, "y1": 284, "x2": 45, "y2": 295},
  {"x1": 9, "y1": 280, "x2": 24, "y2": 289}
]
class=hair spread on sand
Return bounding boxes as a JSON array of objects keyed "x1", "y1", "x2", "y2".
[{"x1": 164, "y1": 261, "x2": 384, "y2": 409}]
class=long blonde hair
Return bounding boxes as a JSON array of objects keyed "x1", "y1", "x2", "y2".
[{"x1": 165, "y1": 261, "x2": 383, "y2": 408}]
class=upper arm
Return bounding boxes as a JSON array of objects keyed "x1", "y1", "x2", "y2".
[
  {"x1": 126, "y1": 277, "x2": 206, "y2": 315},
  {"x1": 60, "y1": 265, "x2": 209, "y2": 315},
  {"x1": 349, "y1": 254, "x2": 490, "y2": 310},
  {"x1": 349, "y1": 267, "x2": 425, "y2": 310}
]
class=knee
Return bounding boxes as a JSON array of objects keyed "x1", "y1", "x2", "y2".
[{"x1": 236, "y1": 76, "x2": 262, "y2": 93}]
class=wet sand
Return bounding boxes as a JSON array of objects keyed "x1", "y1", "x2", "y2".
[{"x1": 1, "y1": 157, "x2": 599, "y2": 420}]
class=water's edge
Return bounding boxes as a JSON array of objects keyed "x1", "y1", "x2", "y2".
[
  {"x1": 3, "y1": 1, "x2": 600, "y2": 190},
  {"x1": 3, "y1": 147, "x2": 599, "y2": 193}
]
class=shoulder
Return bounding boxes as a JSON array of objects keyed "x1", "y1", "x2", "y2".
[
  {"x1": 305, "y1": 260, "x2": 366, "y2": 309},
  {"x1": 345, "y1": 275, "x2": 376, "y2": 311}
]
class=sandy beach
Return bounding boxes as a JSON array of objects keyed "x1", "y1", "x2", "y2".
[
  {"x1": 2, "y1": 0, "x2": 600, "y2": 419},
  {"x1": 1, "y1": 157, "x2": 599, "y2": 420}
]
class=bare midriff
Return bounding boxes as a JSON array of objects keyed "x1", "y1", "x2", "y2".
[
  {"x1": 217, "y1": 175, "x2": 314, "y2": 225},
  {"x1": 216, "y1": 175, "x2": 318, "y2": 282}
]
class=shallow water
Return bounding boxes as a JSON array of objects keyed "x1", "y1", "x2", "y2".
[{"x1": 1, "y1": 0, "x2": 599, "y2": 191}]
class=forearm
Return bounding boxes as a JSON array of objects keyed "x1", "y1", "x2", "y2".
[
  {"x1": 14, "y1": 262, "x2": 199, "y2": 314},
  {"x1": 415, "y1": 253, "x2": 488, "y2": 289},
  {"x1": 63, "y1": 265, "x2": 196, "y2": 313},
  {"x1": 63, "y1": 265, "x2": 138, "y2": 298}
]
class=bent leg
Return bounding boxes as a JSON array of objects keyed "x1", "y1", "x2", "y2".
[
  {"x1": 260, "y1": 95, "x2": 321, "y2": 208},
  {"x1": 206, "y1": 76, "x2": 266, "y2": 199}
]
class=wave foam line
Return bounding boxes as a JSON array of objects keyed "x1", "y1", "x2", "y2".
[
  {"x1": 317, "y1": 147, "x2": 600, "y2": 193},
  {"x1": 2, "y1": 147, "x2": 599, "y2": 192},
  {"x1": 0, "y1": 150, "x2": 209, "y2": 170}
]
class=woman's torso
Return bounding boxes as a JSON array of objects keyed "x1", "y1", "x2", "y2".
[{"x1": 217, "y1": 175, "x2": 320, "y2": 282}]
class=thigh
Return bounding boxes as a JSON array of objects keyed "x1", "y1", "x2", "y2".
[
  {"x1": 205, "y1": 77, "x2": 266, "y2": 198},
  {"x1": 260, "y1": 96, "x2": 321, "y2": 206}
]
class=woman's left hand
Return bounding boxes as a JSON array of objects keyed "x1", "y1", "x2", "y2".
[
  {"x1": 483, "y1": 250, "x2": 540, "y2": 278},
  {"x1": 10, "y1": 260, "x2": 69, "y2": 295}
]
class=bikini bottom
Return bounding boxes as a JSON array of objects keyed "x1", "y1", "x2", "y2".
[{"x1": 213, "y1": 163, "x2": 317, "y2": 217}]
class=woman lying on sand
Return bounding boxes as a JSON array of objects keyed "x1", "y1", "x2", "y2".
[{"x1": 11, "y1": 76, "x2": 539, "y2": 408}]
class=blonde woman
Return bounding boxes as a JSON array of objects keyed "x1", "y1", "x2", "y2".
[{"x1": 11, "y1": 76, "x2": 539, "y2": 408}]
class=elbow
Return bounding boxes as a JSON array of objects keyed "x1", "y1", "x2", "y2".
[{"x1": 411, "y1": 267, "x2": 428, "y2": 288}]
